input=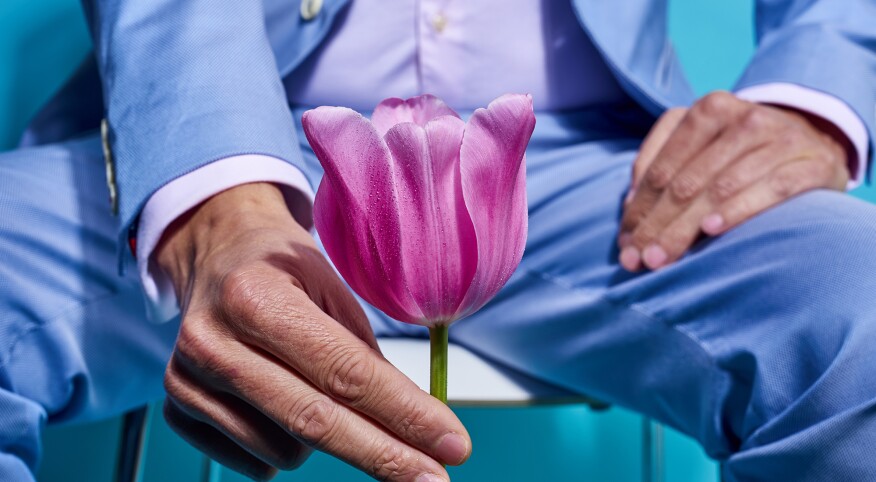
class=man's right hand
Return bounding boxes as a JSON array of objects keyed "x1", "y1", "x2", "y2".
[{"x1": 155, "y1": 182, "x2": 470, "y2": 482}]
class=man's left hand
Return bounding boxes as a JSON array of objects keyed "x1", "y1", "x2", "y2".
[{"x1": 619, "y1": 91, "x2": 851, "y2": 271}]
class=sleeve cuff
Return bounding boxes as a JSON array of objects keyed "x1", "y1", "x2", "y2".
[
  {"x1": 136, "y1": 154, "x2": 315, "y2": 322},
  {"x1": 735, "y1": 82, "x2": 870, "y2": 190}
]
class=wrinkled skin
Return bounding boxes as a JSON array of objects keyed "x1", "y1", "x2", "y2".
[
  {"x1": 619, "y1": 92, "x2": 850, "y2": 271},
  {"x1": 156, "y1": 92, "x2": 851, "y2": 482},
  {"x1": 158, "y1": 183, "x2": 469, "y2": 482}
]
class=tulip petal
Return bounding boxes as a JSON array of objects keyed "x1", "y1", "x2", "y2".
[
  {"x1": 457, "y1": 94, "x2": 535, "y2": 318},
  {"x1": 371, "y1": 94, "x2": 461, "y2": 138},
  {"x1": 383, "y1": 116, "x2": 478, "y2": 323},
  {"x1": 303, "y1": 107, "x2": 422, "y2": 322}
]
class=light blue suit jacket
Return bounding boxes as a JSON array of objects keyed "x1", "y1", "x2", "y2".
[{"x1": 21, "y1": 0, "x2": 876, "y2": 251}]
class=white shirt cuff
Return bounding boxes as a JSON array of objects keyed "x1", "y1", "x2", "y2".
[
  {"x1": 137, "y1": 154, "x2": 315, "y2": 322},
  {"x1": 735, "y1": 83, "x2": 870, "y2": 190}
]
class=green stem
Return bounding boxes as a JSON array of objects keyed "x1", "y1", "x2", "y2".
[{"x1": 429, "y1": 325, "x2": 449, "y2": 404}]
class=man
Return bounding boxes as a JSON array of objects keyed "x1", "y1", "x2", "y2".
[{"x1": 1, "y1": 0, "x2": 875, "y2": 481}]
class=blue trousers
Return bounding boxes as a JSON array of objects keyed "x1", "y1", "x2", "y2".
[{"x1": 2, "y1": 106, "x2": 876, "y2": 481}]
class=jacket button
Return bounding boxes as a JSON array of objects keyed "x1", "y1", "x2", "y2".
[
  {"x1": 100, "y1": 119, "x2": 119, "y2": 215},
  {"x1": 300, "y1": 0, "x2": 323, "y2": 20}
]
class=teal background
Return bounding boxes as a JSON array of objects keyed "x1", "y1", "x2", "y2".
[{"x1": 0, "y1": 0, "x2": 870, "y2": 480}]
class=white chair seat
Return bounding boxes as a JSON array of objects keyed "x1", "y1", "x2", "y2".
[
  {"x1": 118, "y1": 339, "x2": 651, "y2": 482},
  {"x1": 377, "y1": 338, "x2": 602, "y2": 407}
]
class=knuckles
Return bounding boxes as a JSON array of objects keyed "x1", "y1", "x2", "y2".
[
  {"x1": 644, "y1": 163, "x2": 674, "y2": 190},
  {"x1": 216, "y1": 266, "x2": 310, "y2": 334},
  {"x1": 174, "y1": 320, "x2": 232, "y2": 379},
  {"x1": 390, "y1": 397, "x2": 432, "y2": 443},
  {"x1": 739, "y1": 107, "x2": 773, "y2": 133},
  {"x1": 694, "y1": 91, "x2": 738, "y2": 117},
  {"x1": 324, "y1": 347, "x2": 376, "y2": 404},
  {"x1": 711, "y1": 174, "x2": 741, "y2": 203},
  {"x1": 668, "y1": 173, "x2": 702, "y2": 203},
  {"x1": 369, "y1": 444, "x2": 414, "y2": 481},
  {"x1": 218, "y1": 269, "x2": 275, "y2": 321},
  {"x1": 284, "y1": 397, "x2": 338, "y2": 447}
]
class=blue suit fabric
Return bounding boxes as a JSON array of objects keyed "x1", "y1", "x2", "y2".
[{"x1": 3, "y1": 0, "x2": 876, "y2": 480}]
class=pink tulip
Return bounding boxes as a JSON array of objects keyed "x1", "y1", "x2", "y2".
[{"x1": 302, "y1": 94, "x2": 535, "y2": 328}]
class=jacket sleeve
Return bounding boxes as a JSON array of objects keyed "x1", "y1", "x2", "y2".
[
  {"x1": 735, "y1": 0, "x2": 876, "y2": 174},
  {"x1": 82, "y1": 0, "x2": 307, "y2": 246}
]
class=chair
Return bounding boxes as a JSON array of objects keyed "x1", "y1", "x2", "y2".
[
  {"x1": 15, "y1": 1, "x2": 871, "y2": 480},
  {"x1": 115, "y1": 339, "x2": 668, "y2": 482}
]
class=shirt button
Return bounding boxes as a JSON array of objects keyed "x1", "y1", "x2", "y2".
[
  {"x1": 300, "y1": 0, "x2": 323, "y2": 21},
  {"x1": 432, "y1": 12, "x2": 447, "y2": 33}
]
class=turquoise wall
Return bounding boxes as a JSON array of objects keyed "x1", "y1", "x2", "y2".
[
  {"x1": 0, "y1": 0, "x2": 91, "y2": 149},
  {"x1": 1, "y1": 0, "x2": 869, "y2": 481}
]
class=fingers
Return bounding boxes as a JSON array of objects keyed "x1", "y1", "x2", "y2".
[
  {"x1": 629, "y1": 107, "x2": 688, "y2": 199},
  {"x1": 618, "y1": 94, "x2": 852, "y2": 272},
  {"x1": 621, "y1": 123, "x2": 772, "y2": 269},
  {"x1": 637, "y1": 198, "x2": 714, "y2": 270},
  {"x1": 627, "y1": 92, "x2": 745, "y2": 204},
  {"x1": 223, "y1": 343, "x2": 453, "y2": 481},
  {"x1": 170, "y1": 312, "x2": 456, "y2": 482},
  {"x1": 163, "y1": 185, "x2": 471, "y2": 481},
  {"x1": 164, "y1": 356, "x2": 313, "y2": 471},
  {"x1": 163, "y1": 399, "x2": 279, "y2": 482},
  {"x1": 623, "y1": 154, "x2": 838, "y2": 270},
  {"x1": 702, "y1": 158, "x2": 836, "y2": 236},
  {"x1": 621, "y1": 143, "x2": 792, "y2": 270},
  {"x1": 621, "y1": 93, "x2": 748, "y2": 241},
  {"x1": 704, "y1": 143, "x2": 792, "y2": 206},
  {"x1": 215, "y1": 269, "x2": 471, "y2": 465}
]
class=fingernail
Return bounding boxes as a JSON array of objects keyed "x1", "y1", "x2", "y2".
[
  {"x1": 701, "y1": 214, "x2": 724, "y2": 234},
  {"x1": 618, "y1": 232, "x2": 632, "y2": 248},
  {"x1": 642, "y1": 244, "x2": 667, "y2": 269},
  {"x1": 435, "y1": 433, "x2": 468, "y2": 465},
  {"x1": 619, "y1": 246, "x2": 641, "y2": 271},
  {"x1": 624, "y1": 188, "x2": 637, "y2": 205},
  {"x1": 416, "y1": 474, "x2": 445, "y2": 482}
]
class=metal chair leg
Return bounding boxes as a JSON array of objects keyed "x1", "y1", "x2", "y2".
[
  {"x1": 115, "y1": 405, "x2": 151, "y2": 482},
  {"x1": 201, "y1": 456, "x2": 222, "y2": 482},
  {"x1": 642, "y1": 418, "x2": 665, "y2": 482}
]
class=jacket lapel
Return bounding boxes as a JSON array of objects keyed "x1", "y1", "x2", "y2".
[{"x1": 570, "y1": 0, "x2": 694, "y2": 113}]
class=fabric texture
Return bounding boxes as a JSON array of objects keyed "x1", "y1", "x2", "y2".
[
  {"x1": 19, "y1": 0, "x2": 876, "y2": 260},
  {"x1": 283, "y1": 0, "x2": 626, "y2": 111},
  {"x1": 135, "y1": 0, "x2": 869, "y2": 318},
  {"x1": 3, "y1": 0, "x2": 876, "y2": 479},
  {"x1": 0, "y1": 137, "x2": 180, "y2": 480},
  {"x1": 4, "y1": 106, "x2": 876, "y2": 480}
]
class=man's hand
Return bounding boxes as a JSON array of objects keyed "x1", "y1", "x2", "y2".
[
  {"x1": 156, "y1": 183, "x2": 470, "y2": 481},
  {"x1": 619, "y1": 91, "x2": 850, "y2": 271}
]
